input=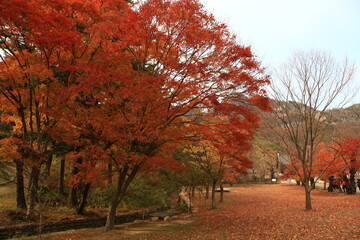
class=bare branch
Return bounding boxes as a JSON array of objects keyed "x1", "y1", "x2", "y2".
[{"x1": 266, "y1": 50, "x2": 356, "y2": 209}]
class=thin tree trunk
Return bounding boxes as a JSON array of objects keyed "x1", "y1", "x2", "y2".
[
  {"x1": 347, "y1": 166, "x2": 356, "y2": 194},
  {"x1": 323, "y1": 179, "x2": 327, "y2": 190},
  {"x1": 219, "y1": 184, "x2": 224, "y2": 203},
  {"x1": 107, "y1": 163, "x2": 113, "y2": 185},
  {"x1": 27, "y1": 167, "x2": 40, "y2": 217},
  {"x1": 15, "y1": 160, "x2": 27, "y2": 209},
  {"x1": 305, "y1": 190, "x2": 312, "y2": 210},
  {"x1": 205, "y1": 186, "x2": 209, "y2": 199},
  {"x1": 211, "y1": 180, "x2": 216, "y2": 209},
  {"x1": 77, "y1": 183, "x2": 91, "y2": 214},
  {"x1": 58, "y1": 156, "x2": 65, "y2": 195},
  {"x1": 69, "y1": 157, "x2": 82, "y2": 207},
  {"x1": 191, "y1": 187, "x2": 195, "y2": 197},
  {"x1": 69, "y1": 186, "x2": 78, "y2": 207},
  {"x1": 45, "y1": 153, "x2": 53, "y2": 176},
  {"x1": 187, "y1": 187, "x2": 192, "y2": 213},
  {"x1": 328, "y1": 176, "x2": 334, "y2": 192},
  {"x1": 310, "y1": 178, "x2": 315, "y2": 189},
  {"x1": 304, "y1": 181, "x2": 312, "y2": 210}
]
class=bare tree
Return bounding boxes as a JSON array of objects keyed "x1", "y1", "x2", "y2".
[{"x1": 268, "y1": 50, "x2": 356, "y2": 210}]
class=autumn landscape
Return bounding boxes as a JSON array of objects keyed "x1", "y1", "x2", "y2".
[{"x1": 0, "y1": 0, "x2": 360, "y2": 239}]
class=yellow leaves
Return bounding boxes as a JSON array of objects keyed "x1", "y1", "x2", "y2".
[
  {"x1": 0, "y1": 113, "x2": 16, "y2": 124},
  {"x1": 0, "y1": 137, "x2": 24, "y2": 162},
  {"x1": 0, "y1": 136, "x2": 47, "y2": 168},
  {"x1": 183, "y1": 141, "x2": 226, "y2": 176},
  {"x1": 0, "y1": 113, "x2": 23, "y2": 134}
]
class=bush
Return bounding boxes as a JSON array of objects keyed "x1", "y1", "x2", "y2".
[
  {"x1": 120, "y1": 175, "x2": 169, "y2": 209},
  {"x1": 87, "y1": 175, "x2": 170, "y2": 211},
  {"x1": 39, "y1": 187, "x2": 68, "y2": 207},
  {"x1": 87, "y1": 185, "x2": 116, "y2": 209}
]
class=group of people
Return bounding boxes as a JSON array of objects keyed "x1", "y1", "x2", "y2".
[{"x1": 330, "y1": 178, "x2": 360, "y2": 192}]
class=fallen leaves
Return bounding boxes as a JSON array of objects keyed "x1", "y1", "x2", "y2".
[
  {"x1": 21, "y1": 184, "x2": 360, "y2": 239},
  {"x1": 144, "y1": 184, "x2": 360, "y2": 239}
]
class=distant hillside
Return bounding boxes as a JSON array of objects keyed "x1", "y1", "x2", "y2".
[
  {"x1": 267, "y1": 100, "x2": 360, "y2": 125},
  {"x1": 326, "y1": 104, "x2": 360, "y2": 124},
  {"x1": 256, "y1": 100, "x2": 360, "y2": 146}
]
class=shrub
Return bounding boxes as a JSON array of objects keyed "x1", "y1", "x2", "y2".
[
  {"x1": 121, "y1": 176, "x2": 168, "y2": 209},
  {"x1": 39, "y1": 187, "x2": 68, "y2": 207},
  {"x1": 87, "y1": 185, "x2": 116, "y2": 209}
]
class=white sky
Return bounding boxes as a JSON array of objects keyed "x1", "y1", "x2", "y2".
[{"x1": 200, "y1": 0, "x2": 360, "y2": 105}]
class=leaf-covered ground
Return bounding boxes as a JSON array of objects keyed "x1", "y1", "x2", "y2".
[{"x1": 23, "y1": 184, "x2": 360, "y2": 239}]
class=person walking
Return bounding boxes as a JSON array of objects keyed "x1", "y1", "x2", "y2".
[
  {"x1": 334, "y1": 180, "x2": 338, "y2": 189},
  {"x1": 342, "y1": 180, "x2": 347, "y2": 192}
]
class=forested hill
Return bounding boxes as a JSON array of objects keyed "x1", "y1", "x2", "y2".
[
  {"x1": 265, "y1": 100, "x2": 360, "y2": 125},
  {"x1": 326, "y1": 104, "x2": 360, "y2": 124}
]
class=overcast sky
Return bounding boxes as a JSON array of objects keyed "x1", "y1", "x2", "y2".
[{"x1": 200, "y1": 0, "x2": 360, "y2": 105}]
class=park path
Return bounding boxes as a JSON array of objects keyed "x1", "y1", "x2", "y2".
[{"x1": 23, "y1": 184, "x2": 360, "y2": 240}]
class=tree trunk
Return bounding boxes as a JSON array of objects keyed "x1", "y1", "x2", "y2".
[
  {"x1": 188, "y1": 188, "x2": 192, "y2": 213},
  {"x1": 219, "y1": 184, "x2": 224, "y2": 203},
  {"x1": 69, "y1": 157, "x2": 82, "y2": 207},
  {"x1": 328, "y1": 176, "x2": 334, "y2": 192},
  {"x1": 347, "y1": 166, "x2": 356, "y2": 194},
  {"x1": 323, "y1": 179, "x2": 327, "y2": 190},
  {"x1": 45, "y1": 153, "x2": 53, "y2": 176},
  {"x1": 105, "y1": 169, "x2": 125, "y2": 232},
  {"x1": 296, "y1": 180, "x2": 300, "y2": 185},
  {"x1": 104, "y1": 166, "x2": 139, "y2": 231},
  {"x1": 211, "y1": 180, "x2": 216, "y2": 209},
  {"x1": 191, "y1": 187, "x2": 195, "y2": 197},
  {"x1": 304, "y1": 181, "x2": 312, "y2": 210},
  {"x1": 77, "y1": 183, "x2": 91, "y2": 214},
  {"x1": 107, "y1": 163, "x2": 113, "y2": 185},
  {"x1": 105, "y1": 193, "x2": 119, "y2": 232},
  {"x1": 15, "y1": 160, "x2": 27, "y2": 209},
  {"x1": 69, "y1": 185, "x2": 78, "y2": 207},
  {"x1": 205, "y1": 186, "x2": 209, "y2": 199},
  {"x1": 58, "y1": 156, "x2": 65, "y2": 195},
  {"x1": 310, "y1": 178, "x2": 315, "y2": 189},
  {"x1": 305, "y1": 190, "x2": 312, "y2": 210},
  {"x1": 27, "y1": 167, "x2": 40, "y2": 217}
]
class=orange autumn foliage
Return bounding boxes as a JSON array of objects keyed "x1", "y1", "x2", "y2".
[{"x1": 1, "y1": 0, "x2": 270, "y2": 228}]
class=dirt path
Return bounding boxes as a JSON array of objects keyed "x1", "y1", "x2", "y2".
[{"x1": 22, "y1": 184, "x2": 360, "y2": 240}]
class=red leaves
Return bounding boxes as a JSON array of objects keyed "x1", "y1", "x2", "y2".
[
  {"x1": 247, "y1": 95, "x2": 272, "y2": 112},
  {"x1": 312, "y1": 139, "x2": 360, "y2": 178},
  {"x1": 0, "y1": 0, "x2": 270, "y2": 203},
  {"x1": 340, "y1": 139, "x2": 360, "y2": 160},
  {"x1": 66, "y1": 146, "x2": 107, "y2": 186}
]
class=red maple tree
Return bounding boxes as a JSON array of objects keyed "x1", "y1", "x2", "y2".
[{"x1": 1, "y1": 0, "x2": 270, "y2": 230}]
